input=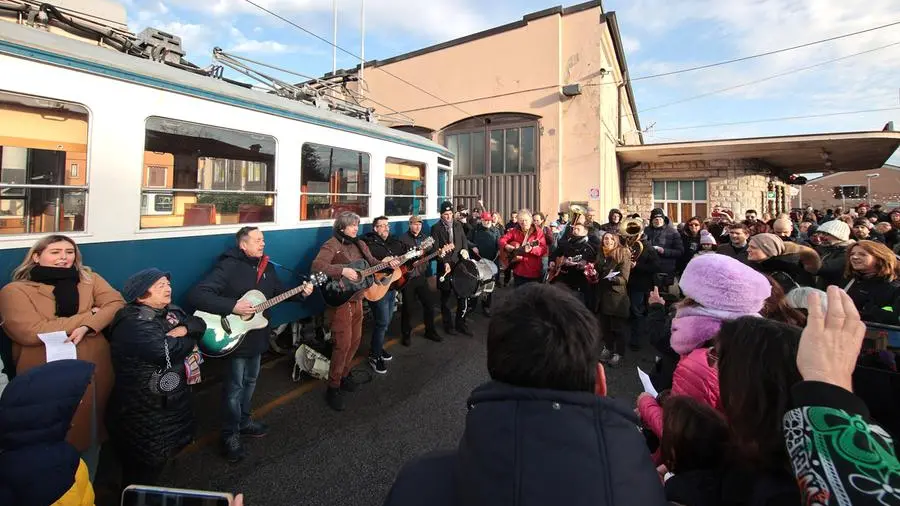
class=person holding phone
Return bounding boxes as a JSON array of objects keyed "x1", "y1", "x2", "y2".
[
  {"x1": 107, "y1": 268, "x2": 207, "y2": 492},
  {"x1": 0, "y1": 234, "x2": 125, "y2": 480}
]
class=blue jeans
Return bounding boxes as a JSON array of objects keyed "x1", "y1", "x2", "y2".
[
  {"x1": 370, "y1": 290, "x2": 396, "y2": 357},
  {"x1": 222, "y1": 354, "x2": 261, "y2": 436}
]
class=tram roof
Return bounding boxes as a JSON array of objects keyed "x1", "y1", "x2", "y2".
[{"x1": 0, "y1": 21, "x2": 454, "y2": 158}]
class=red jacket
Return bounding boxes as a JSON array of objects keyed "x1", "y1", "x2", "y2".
[{"x1": 499, "y1": 225, "x2": 547, "y2": 280}]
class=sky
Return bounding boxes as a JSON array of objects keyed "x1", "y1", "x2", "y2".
[{"x1": 122, "y1": 0, "x2": 900, "y2": 164}]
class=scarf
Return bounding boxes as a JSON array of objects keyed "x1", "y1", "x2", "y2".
[
  {"x1": 602, "y1": 244, "x2": 616, "y2": 258},
  {"x1": 334, "y1": 230, "x2": 360, "y2": 245},
  {"x1": 30, "y1": 265, "x2": 80, "y2": 317}
]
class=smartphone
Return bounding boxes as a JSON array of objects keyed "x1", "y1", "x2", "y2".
[{"x1": 122, "y1": 485, "x2": 233, "y2": 506}]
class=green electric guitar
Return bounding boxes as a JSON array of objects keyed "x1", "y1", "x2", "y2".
[{"x1": 195, "y1": 272, "x2": 328, "y2": 357}]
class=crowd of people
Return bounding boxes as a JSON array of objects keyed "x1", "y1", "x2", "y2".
[{"x1": 1, "y1": 198, "x2": 899, "y2": 506}]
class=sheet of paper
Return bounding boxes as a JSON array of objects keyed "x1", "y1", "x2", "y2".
[
  {"x1": 38, "y1": 331, "x2": 77, "y2": 362},
  {"x1": 604, "y1": 270, "x2": 620, "y2": 281},
  {"x1": 637, "y1": 367, "x2": 659, "y2": 398}
]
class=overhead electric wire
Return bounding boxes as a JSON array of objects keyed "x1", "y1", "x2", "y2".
[
  {"x1": 636, "y1": 40, "x2": 900, "y2": 114},
  {"x1": 648, "y1": 107, "x2": 900, "y2": 133},
  {"x1": 242, "y1": 0, "x2": 485, "y2": 124}
]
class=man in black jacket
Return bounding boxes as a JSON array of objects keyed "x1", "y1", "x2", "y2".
[
  {"x1": 627, "y1": 233, "x2": 660, "y2": 351},
  {"x1": 383, "y1": 284, "x2": 666, "y2": 506},
  {"x1": 398, "y1": 215, "x2": 442, "y2": 345},
  {"x1": 362, "y1": 216, "x2": 407, "y2": 374},
  {"x1": 188, "y1": 226, "x2": 313, "y2": 463},
  {"x1": 551, "y1": 222, "x2": 598, "y2": 309},
  {"x1": 468, "y1": 211, "x2": 501, "y2": 315},
  {"x1": 432, "y1": 200, "x2": 473, "y2": 336}
]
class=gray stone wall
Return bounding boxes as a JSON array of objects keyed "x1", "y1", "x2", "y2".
[{"x1": 623, "y1": 159, "x2": 786, "y2": 218}]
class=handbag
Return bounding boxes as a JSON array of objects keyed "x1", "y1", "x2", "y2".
[{"x1": 148, "y1": 338, "x2": 183, "y2": 394}]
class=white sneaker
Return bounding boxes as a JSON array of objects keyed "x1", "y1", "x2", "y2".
[
  {"x1": 599, "y1": 348, "x2": 611, "y2": 362},
  {"x1": 609, "y1": 354, "x2": 622, "y2": 367}
]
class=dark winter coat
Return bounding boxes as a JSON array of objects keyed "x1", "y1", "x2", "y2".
[
  {"x1": 845, "y1": 275, "x2": 900, "y2": 325},
  {"x1": 678, "y1": 231, "x2": 702, "y2": 273},
  {"x1": 628, "y1": 238, "x2": 661, "y2": 293},
  {"x1": 467, "y1": 223, "x2": 501, "y2": 262},
  {"x1": 383, "y1": 381, "x2": 667, "y2": 506},
  {"x1": 399, "y1": 229, "x2": 434, "y2": 278},
  {"x1": 362, "y1": 231, "x2": 407, "y2": 261},
  {"x1": 644, "y1": 222, "x2": 684, "y2": 275},
  {"x1": 751, "y1": 254, "x2": 817, "y2": 293},
  {"x1": 599, "y1": 209, "x2": 623, "y2": 234},
  {"x1": 106, "y1": 303, "x2": 205, "y2": 467},
  {"x1": 717, "y1": 242, "x2": 750, "y2": 264},
  {"x1": 0, "y1": 360, "x2": 95, "y2": 506},
  {"x1": 431, "y1": 219, "x2": 470, "y2": 271},
  {"x1": 553, "y1": 235, "x2": 598, "y2": 293},
  {"x1": 188, "y1": 248, "x2": 296, "y2": 357},
  {"x1": 815, "y1": 243, "x2": 851, "y2": 289}
]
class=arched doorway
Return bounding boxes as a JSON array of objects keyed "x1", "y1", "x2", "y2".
[{"x1": 441, "y1": 113, "x2": 540, "y2": 218}]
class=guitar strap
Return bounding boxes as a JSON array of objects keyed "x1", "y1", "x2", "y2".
[{"x1": 256, "y1": 255, "x2": 270, "y2": 284}]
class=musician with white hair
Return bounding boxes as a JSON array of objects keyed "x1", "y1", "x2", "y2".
[{"x1": 499, "y1": 209, "x2": 548, "y2": 288}]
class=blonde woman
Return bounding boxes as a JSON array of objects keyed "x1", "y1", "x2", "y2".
[
  {"x1": 0, "y1": 234, "x2": 124, "y2": 480},
  {"x1": 596, "y1": 231, "x2": 632, "y2": 367}
]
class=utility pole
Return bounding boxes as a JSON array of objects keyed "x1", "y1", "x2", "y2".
[
  {"x1": 332, "y1": 0, "x2": 337, "y2": 74},
  {"x1": 359, "y1": 0, "x2": 366, "y2": 99}
]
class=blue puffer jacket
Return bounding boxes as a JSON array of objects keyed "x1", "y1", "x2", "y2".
[
  {"x1": 0, "y1": 360, "x2": 95, "y2": 506},
  {"x1": 383, "y1": 381, "x2": 667, "y2": 506}
]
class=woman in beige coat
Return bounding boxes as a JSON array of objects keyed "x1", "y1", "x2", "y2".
[{"x1": 0, "y1": 234, "x2": 124, "y2": 480}]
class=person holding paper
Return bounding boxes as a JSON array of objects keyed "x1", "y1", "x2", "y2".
[
  {"x1": 106, "y1": 268, "x2": 206, "y2": 493},
  {"x1": 0, "y1": 234, "x2": 124, "y2": 480},
  {"x1": 596, "y1": 232, "x2": 632, "y2": 367}
]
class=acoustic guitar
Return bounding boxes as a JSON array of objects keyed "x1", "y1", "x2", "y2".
[
  {"x1": 195, "y1": 272, "x2": 329, "y2": 357},
  {"x1": 499, "y1": 240, "x2": 540, "y2": 270},
  {"x1": 391, "y1": 243, "x2": 454, "y2": 291},
  {"x1": 545, "y1": 255, "x2": 584, "y2": 283},
  {"x1": 363, "y1": 237, "x2": 436, "y2": 302},
  {"x1": 322, "y1": 245, "x2": 427, "y2": 307}
]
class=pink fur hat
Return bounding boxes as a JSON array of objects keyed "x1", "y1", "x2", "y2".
[
  {"x1": 679, "y1": 254, "x2": 771, "y2": 313},
  {"x1": 671, "y1": 254, "x2": 772, "y2": 355}
]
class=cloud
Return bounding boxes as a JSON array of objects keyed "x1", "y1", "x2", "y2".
[
  {"x1": 612, "y1": 0, "x2": 900, "y2": 138},
  {"x1": 621, "y1": 35, "x2": 641, "y2": 53},
  {"x1": 227, "y1": 26, "x2": 296, "y2": 53},
  {"x1": 188, "y1": 0, "x2": 491, "y2": 43}
]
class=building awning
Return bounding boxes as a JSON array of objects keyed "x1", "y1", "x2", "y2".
[{"x1": 616, "y1": 130, "x2": 900, "y2": 173}]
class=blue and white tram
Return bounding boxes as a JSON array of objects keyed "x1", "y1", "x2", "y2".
[{"x1": 0, "y1": 21, "x2": 453, "y2": 324}]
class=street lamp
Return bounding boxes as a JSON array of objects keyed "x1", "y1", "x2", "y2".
[{"x1": 866, "y1": 173, "x2": 880, "y2": 206}]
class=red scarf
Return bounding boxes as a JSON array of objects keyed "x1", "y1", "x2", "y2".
[{"x1": 256, "y1": 255, "x2": 270, "y2": 284}]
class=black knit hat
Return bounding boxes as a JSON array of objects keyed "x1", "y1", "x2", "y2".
[
  {"x1": 440, "y1": 200, "x2": 454, "y2": 213},
  {"x1": 123, "y1": 268, "x2": 170, "y2": 303},
  {"x1": 650, "y1": 208, "x2": 666, "y2": 220}
]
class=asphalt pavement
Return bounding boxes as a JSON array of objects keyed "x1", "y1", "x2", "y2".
[{"x1": 94, "y1": 286, "x2": 655, "y2": 506}]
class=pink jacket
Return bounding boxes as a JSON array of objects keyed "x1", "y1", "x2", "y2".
[{"x1": 637, "y1": 348, "x2": 721, "y2": 440}]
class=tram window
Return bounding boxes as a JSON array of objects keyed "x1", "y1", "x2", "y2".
[
  {"x1": 384, "y1": 158, "x2": 425, "y2": 217},
  {"x1": 0, "y1": 91, "x2": 89, "y2": 235},
  {"x1": 301, "y1": 143, "x2": 370, "y2": 220},
  {"x1": 141, "y1": 117, "x2": 276, "y2": 229},
  {"x1": 437, "y1": 167, "x2": 452, "y2": 205}
]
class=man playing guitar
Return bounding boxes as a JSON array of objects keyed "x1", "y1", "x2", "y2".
[
  {"x1": 550, "y1": 222, "x2": 598, "y2": 308},
  {"x1": 312, "y1": 212, "x2": 401, "y2": 411},
  {"x1": 398, "y1": 215, "x2": 444, "y2": 345},
  {"x1": 362, "y1": 216, "x2": 408, "y2": 375},
  {"x1": 499, "y1": 209, "x2": 547, "y2": 287},
  {"x1": 188, "y1": 226, "x2": 314, "y2": 462}
]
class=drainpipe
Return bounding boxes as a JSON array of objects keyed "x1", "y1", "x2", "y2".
[{"x1": 617, "y1": 71, "x2": 625, "y2": 144}]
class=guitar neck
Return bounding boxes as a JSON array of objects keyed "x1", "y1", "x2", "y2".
[
  {"x1": 359, "y1": 260, "x2": 395, "y2": 278},
  {"x1": 255, "y1": 282, "x2": 308, "y2": 311},
  {"x1": 413, "y1": 250, "x2": 442, "y2": 267}
]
